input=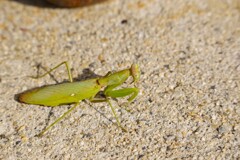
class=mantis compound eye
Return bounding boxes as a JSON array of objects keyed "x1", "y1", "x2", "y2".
[{"x1": 130, "y1": 64, "x2": 140, "y2": 83}]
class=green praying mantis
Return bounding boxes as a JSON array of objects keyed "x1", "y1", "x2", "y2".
[{"x1": 17, "y1": 62, "x2": 140, "y2": 136}]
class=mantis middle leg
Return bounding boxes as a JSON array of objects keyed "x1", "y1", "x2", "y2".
[
  {"x1": 91, "y1": 84, "x2": 139, "y2": 131},
  {"x1": 89, "y1": 96, "x2": 127, "y2": 132}
]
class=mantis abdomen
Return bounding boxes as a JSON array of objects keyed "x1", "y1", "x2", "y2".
[{"x1": 19, "y1": 79, "x2": 101, "y2": 106}]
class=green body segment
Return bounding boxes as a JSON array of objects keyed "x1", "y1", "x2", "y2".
[
  {"x1": 98, "y1": 69, "x2": 130, "y2": 86},
  {"x1": 19, "y1": 79, "x2": 101, "y2": 106}
]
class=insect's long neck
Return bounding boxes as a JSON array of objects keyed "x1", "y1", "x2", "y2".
[{"x1": 98, "y1": 69, "x2": 130, "y2": 87}]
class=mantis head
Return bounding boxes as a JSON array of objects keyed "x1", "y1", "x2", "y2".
[{"x1": 130, "y1": 63, "x2": 140, "y2": 84}]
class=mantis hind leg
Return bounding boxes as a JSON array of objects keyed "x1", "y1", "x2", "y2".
[
  {"x1": 37, "y1": 102, "x2": 80, "y2": 137},
  {"x1": 31, "y1": 61, "x2": 73, "y2": 82}
]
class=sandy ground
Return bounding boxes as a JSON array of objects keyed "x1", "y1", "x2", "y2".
[{"x1": 0, "y1": 0, "x2": 240, "y2": 159}]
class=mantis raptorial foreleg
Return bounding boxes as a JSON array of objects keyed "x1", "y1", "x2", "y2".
[
  {"x1": 104, "y1": 85, "x2": 139, "y2": 102},
  {"x1": 105, "y1": 87, "x2": 139, "y2": 112}
]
